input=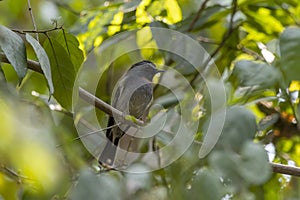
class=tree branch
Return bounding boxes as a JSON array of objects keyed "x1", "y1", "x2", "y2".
[
  {"x1": 187, "y1": 0, "x2": 210, "y2": 32},
  {"x1": 0, "y1": 52, "x2": 144, "y2": 126},
  {"x1": 78, "y1": 87, "x2": 144, "y2": 126},
  {"x1": 190, "y1": 0, "x2": 238, "y2": 86},
  {"x1": 12, "y1": 25, "x2": 63, "y2": 35},
  {"x1": 271, "y1": 162, "x2": 300, "y2": 177}
]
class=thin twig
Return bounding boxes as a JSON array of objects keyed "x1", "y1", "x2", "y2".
[
  {"x1": 187, "y1": 0, "x2": 210, "y2": 32},
  {"x1": 12, "y1": 25, "x2": 63, "y2": 35},
  {"x1": 197, "y1": 35, "x2": 219, "y2": 44},
  {"x1": 271, "y1": 162, "x2": 300, "y2": 177},
  {"x1": 190, "y1": 0, "x2": 238, "y2": 86},
  {"x1": 209, "y1": 0, "x2": 238, "y2": 59},
  {"x1": 1, "y1": 165, "x2": 29, "y2": 182},
  {"x1": 56, "y1": 123, "x2": 120, "y2": 148},
  {"x1": 237, "y1": 45, "x2": 265, "y2": 61},
  {"x1": 27, "y1": 0, "x2": 39, "y2": 41}
]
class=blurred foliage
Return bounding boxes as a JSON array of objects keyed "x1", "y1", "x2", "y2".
[{"x1": 1, "y1": 0, "x2": 300, "y2": 199}]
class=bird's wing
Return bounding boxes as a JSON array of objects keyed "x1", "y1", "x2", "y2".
[{"x1": 129, "y1": 83, "x2": 153, "y2": 120}]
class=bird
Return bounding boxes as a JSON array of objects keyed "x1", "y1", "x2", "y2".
[{"x1": 99, "y1": 60, "x2": 164, "y2": 168}]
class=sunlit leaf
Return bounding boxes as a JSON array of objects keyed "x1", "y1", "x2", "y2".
[
  {"x1": 25, "y1": 33, "x2": 54, "y2": 94},
  {"x1": 136, "y1": 26, "x2": 158, "y2": 58},
  {"x1": 164, "y1": 0, "x2": 182, "y2": 24},
  {"x1": 289, "y1": 81, "x2": 300, "y2": 92},
  {"x1": 108, "y1": 11, "x2": 124, "y2": 35},
  {"x1": 136, "y1": 0, "x2": 152, "y2": 24},
  {"x1": 0, "y1": 25, "x2": 27, "y2": 80},
  {"x1": 0, "y1": 91, "x2": 65, "y2": 196},
  {"x1": 0, "y1": 172, "x2": 18, "y2": 200}
]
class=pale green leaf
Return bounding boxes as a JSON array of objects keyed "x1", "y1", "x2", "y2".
[
  {"x1": 25, "y1": 33, "x2": 54, "y2": 94},
  {"x1": 0, "y1": 25, "x2": 27, "y2": 79}
]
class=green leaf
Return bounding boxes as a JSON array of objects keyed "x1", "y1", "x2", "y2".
[
  {"x1": 279, "y1": 27, "x2": 300, "y2": 83},
  {"x1": 232, "y1": 60, "x2": 280, "y2": 89},
  {"x1": 69, "y1": 169, "x2": 122, "y2": 200},
  {"x1": 208, "y1": 150, "x2": 242, "y2": 184},
  {"x1": 56, "y1": 32, "x2": 84, "y2": 71},
  {"x1": 44, "y1": 38, "x2": 76, "y2": 111},
  {"x1": 25, "y1": 33, "x2": 54, "y2": 94},
  {"x1": 189, "y1": 169, "x2": 225, "y2": 200},
  {"x1": 238, "y1": 142, "x2": 272, "y2": 185},
  {"x1": 164, "y1": 0, "x2": 182, "y2": 24},
  {"x1": 0, "y1": 25, "x2": 27, "y2": 79},
  {"x1": 257, "y1": 113, "x2": 280, "y2": 131},
  {"x1": 215, "y1": 106, "x2": 256, "y2": 151}
]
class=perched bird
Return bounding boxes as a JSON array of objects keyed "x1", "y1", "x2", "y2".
[{"x1": 99, "y1": 60, "x2": 163, "y2": 168}]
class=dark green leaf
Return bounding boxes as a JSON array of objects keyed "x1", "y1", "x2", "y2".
[
  {"x1": 257, "y1": 113, "x2": 280, "y2": 131},
  {"x1": 25, "y1": 33, "x2": 54, "y2": 94},
  {"x1": 279, "y1": 27, "x2": 300, "y2": 83},
  {"x1": 69, "y1": 169, "x2": 122, "y2": 200},
  {"x1": 44, "y1": 38, "x2": 76, "y2": 111},
  {"x1": 208, "y1": 150, "x2": 242, "y2": 184},
  {"x1": 0, "y1": 25, "x2": 27, "y2": 79},
  {"x1": 232, "y1": 60, "x2": 280, "y2": 89},
  {"x1": 215, "y1": 106, "x2": 256, "y2": 151},
  {"x1": 239, "y1": 142, "x2": 272, "y2": 185},
  {"x1": 56, "y1": 32, "x2": 84, "y2": 71},
  {"x1": 189, "y1": 169, "x2": 225, "y2": 200}
]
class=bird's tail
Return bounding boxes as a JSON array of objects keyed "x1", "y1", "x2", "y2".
[{"x1": 99, "y1": 141, "x2": 117, "y2": 168}]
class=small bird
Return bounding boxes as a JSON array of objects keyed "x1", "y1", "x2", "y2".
[{"x1": 99, "y1": 60, "x2": 163, "y2": 168}]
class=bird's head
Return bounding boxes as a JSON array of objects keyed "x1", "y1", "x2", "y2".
[{"x1": 128, "y1": 60, "x2": 164, "y2": 81}]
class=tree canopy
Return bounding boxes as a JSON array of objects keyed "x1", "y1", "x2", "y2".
[{"x1": 1, "y1": 0, "x2": 300, "y2": 199}]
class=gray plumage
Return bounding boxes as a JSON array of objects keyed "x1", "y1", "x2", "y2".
[{"x1": 99, "y1": 60, "x2": 162, "y2": 168}]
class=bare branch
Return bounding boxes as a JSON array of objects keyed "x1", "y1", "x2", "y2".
[
  {"x1": 187, "y1": 0, "x2": 210, "y2": 32},
  {"x1": 271, "y1": 162, "x2": 300, "y2": 177},
  {"x1": 56, "y1": 123, "x2": 120, "y2": 148},
  {"x1": 237, "y1": 45, "x2": 265, "y2": 61},
  {"x1": 12, "y1": 25, "x2": 63, "y2": 35}
]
